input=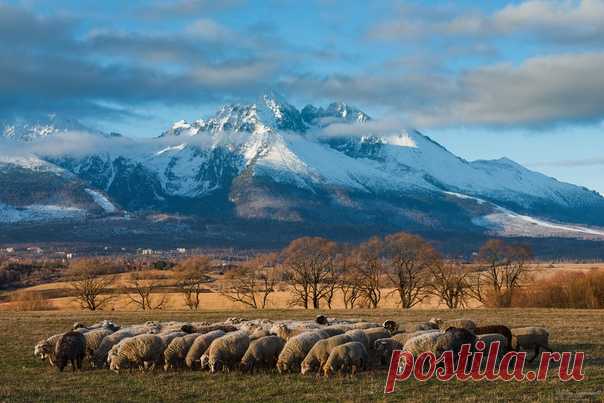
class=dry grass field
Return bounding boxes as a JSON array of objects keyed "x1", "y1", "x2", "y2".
[
  {"x1": 2, "y1": 262, "x2": 602, "y2": 312},
  {"x1": 1, "y1": 308, "x2": 603, "y2": 402}
]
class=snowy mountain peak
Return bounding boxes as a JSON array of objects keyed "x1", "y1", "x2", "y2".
[
  {"x1": 1, "y1": 114, "x2": 96, "y2": 142},
  {"x1": 301, "y1": 102, "x2": 370, "y2": 127}
]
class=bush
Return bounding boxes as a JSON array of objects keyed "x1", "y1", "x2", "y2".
[
  {"x1": 513, "y1": 270, "x2": 604, "y2": 308},
  {"x1": 10, "y1": 291, "x2": 54, "y2": 311}
]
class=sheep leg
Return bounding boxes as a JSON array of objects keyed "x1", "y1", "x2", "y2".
[{"x1": 528, "y1": 345, "x2": 541, "y2": 363}]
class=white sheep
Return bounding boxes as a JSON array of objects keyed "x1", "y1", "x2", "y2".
[
  {"x1": 511, "y1": 327, "x2": 551, "y2": 362},
  {"x1": 240, "y1": 335, "x2": 285, "y2": 373},
  {"x1": 93, "y1": 325, "x2": 148, "y2": 368},
  {"x1": 323, "y1": 342, "x2": 369, "y2": 376},
  {"x1": 350, "y1": 322, "x2": 381, "y2": 330},
  {"x1": 207, "y1": 330, "x2": 250, "y2": 373},
  {"x1": 277, "y1": 331, "x2": 328, "y2": 373},
  {"x1": 163, "y1": 333, "x2": 202, "y2": 371},
  {"x1": 301, "y1": 334, "x2": 352, "y2": 374},
  {"x1": 432, "y1": 318, "x2": 477, "y2": 332},
  {"x1": 34, "y1": 333, "x2": 63, "y2": 367},
  {"x1": 108, "y1": 334, "x2": 166, "y2": 372},
  {"x1": 82, "y1": 328, "x2": 114, "y2": 365},
  {"x1": 402, "y1": 332, "x2": 442, "y2": 356},
  {"x1": 185, "y1": 330, "x2": 226, "y2": 370}
]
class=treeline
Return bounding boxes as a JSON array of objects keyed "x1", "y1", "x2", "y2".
[{"x1": 10, "y1": 232, "x2": 603, "y2": 311}]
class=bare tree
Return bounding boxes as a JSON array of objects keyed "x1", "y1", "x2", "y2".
[
  {"x1": 126, "y1": 270, "x2": 167, "y2": 310},
  {"x1": 70, "y1": 274, "x2": 115, "y2": 311},
  {"x1": 337, "y1": 255, "x2": 362, "y2": 309},
  {"x1": 220, "y1": 253, "x2": 277, "y2": 309},
  {"x1": 352, "y1": 237, "x2": 384, "y2": 309},
  {"x1": 468, "y1": 240, "x2": 533, "y2": 307},
  {"x1": 282, "y1": 238, "x2": 337, "y2": 309},
  {"x1": 174, "y1": 256, "x2": 212, "y2": 310},
  {"x1": 384, "y1": 232, "x2": 438, "y2": 309},
  {"x1": 426, "y1": 260, "x2": 471, "y2": 309}
]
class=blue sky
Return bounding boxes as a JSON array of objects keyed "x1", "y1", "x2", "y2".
[{"x1": 1, "y1": 0, "x2": 603, "y2": 193}]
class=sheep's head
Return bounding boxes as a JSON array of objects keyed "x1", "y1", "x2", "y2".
[
  {"x1": 382, "y1": 320, "x2": 399, "y2": 334},
  {"x1": 300, "y1": 360, "x2": 315, "y2": 375},
  {"x1": 34, "y1": 341, "x2": 50, "y2": 360},
  {"x1": 429, "y1": 317, "x2": 442, "y2": 326},
  {"x1": 276, "y1": 359, "x2": 288, "y2": 374},
  {"x1": 322, "y1": 363, "x2": 334, "y2": 377},
  {"x1": 109, "y1": 355, "x2": 128, "y2": 372},
  {"x1": 209, "y1": 359, "x2": 222, "y2": 373},
  {"x1": 199, "y1": 354, "x2": 210, "y2": 370},
  {"x1": 315, "y1": 315, "x2": 328, "y2": 325}
]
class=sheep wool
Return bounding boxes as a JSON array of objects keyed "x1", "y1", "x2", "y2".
[
  {"x1": 277, "y1": 331, "x2": 327, "y2": 373},
  {"x1": 54, "y1": 331, "x2": 86, "y2": 372},
  {"x1": 185, "y1": 330, "x2": 226, "y2": 370},
  {"x1": 323, "y1": 342, "x2": 368, "y2": 376},
  {"x1": 301, "y1": 334, "x2": 352, "y2": 374},
  {"x1": 207, "y1": 330, "x2": 250, "y2": 373},
  {"x1": 240, "y1": 335, "x2": 285, "y2": 373},
  {"x1": 163, "y1": 333, "x2": 202, "y2": 371}
]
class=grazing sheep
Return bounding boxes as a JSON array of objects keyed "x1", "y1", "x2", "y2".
[
  {"x1": 382, "y1": 320, "x2": 399, "y2": 334},
  {"x1": 323, "y1": 342, "x2": 368, "y2": 376},
  {"x1": 374, "y1": 338, "x2": 404, "y2": 366},
  {"x1": 344, "y1": 329, "x2": 370, "y2": 350},
  {"x1": 54, "y1": 331, "x2": 86, "y2": 372},
  {"x1": 158, "y1": 332, "x2": 187, "y2": 346},
  {"x1": 511, "y1": 327, "x2": 551, "y2": 362},
  {"x1": 185, "y1": 330, "x2": 226, "y2": 370},
  {"x1": 108, "y1": 334, "x2": 166, "y2": 372},
  {"x1": 163, "y1": 333, "x2": 202, "y2": 371},
  {"x1": 93, "y1": 326, "x2": 148, "y2": 368},
  {"x1": 433, "y1": 327, "x2": 476, "y2": 358},
  {"x1": 83, "y1": 328, "x2": 114, "y2": 365},
  {"x1": 402, "y1": 332, "x2": 442, "y2": 356},
  {"x1": 34, "y1": 333, "x2": 63, "y2": 367},
  {"x1": 315, "y1": 315, "x2": 329, "y2": 325},
  {"x1": 192, "y1": 323, "x2": 239, "y2": 334},
  {"x1": 240, "y1": 336, "x2": 286, "y2": 373},
  {"x1": 363, "y1": 327, "x2": 391, "y2": 348},
  {"x1": 301, "y1": 334, "x2": 352, "y2": 375},
  {"x1": 207, "y1": 330, "x2": 250, "y2": 373},
  {"x1": 277, "y1": 331, "x2": 328, "y2": 373},
  {"x1": 249, "y1": 329, "x2": 272, "y2": 341},
  {"x1": 350, "y1": 322, "x2": 381, "y2": 330},
  {"x1": 435, "y1": 319, "x2": 477, "y2": 333},
  {"x1": 320, "y1": 327, "x2": 346, "y2": 337},
  {"x1": 272, "y1": 324, "x2": 309, "y2": 341},
  {"x1": 391, "y1": 330, "x2": 440, "y2": 346},
  {"x1": 414, "y1": 321, "x2": 440, "y2": 331},
  {"x1": 474, "y1": 325, "x2": 513, "y2": 351}
]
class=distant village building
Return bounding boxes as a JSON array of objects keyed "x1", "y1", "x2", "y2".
[
  {"x1": 177, "y1": 248, "x2": 187, "y2": 254},
  {"x1": 140, "y1": 249, "x2": 155, "y2": 255},
  {"x1": 4, "y1": 247, "x2": 15, "y2": 253}
]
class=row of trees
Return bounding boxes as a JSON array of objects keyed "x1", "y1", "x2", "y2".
[{"x1": 67, "y1": 233, "x2": 534, "y2": 311}]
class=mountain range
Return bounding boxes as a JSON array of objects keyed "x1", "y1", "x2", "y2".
[{"x1": 2, "y1": 92, "x2": 604, "y2": 251}]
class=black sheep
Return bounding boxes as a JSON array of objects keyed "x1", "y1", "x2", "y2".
[
  {"x1": 474, "y1": 325, "x2": 514, "y2": 351},
  {"x1": 54, "y1": 331, "x2": 86, "y2": 372}
]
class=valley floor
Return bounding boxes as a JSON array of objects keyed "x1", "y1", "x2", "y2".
[{"x1": 1, "y1": 309, "x2": 603, "y2": 402}]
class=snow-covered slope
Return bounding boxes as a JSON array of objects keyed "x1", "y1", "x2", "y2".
[{"x1": 1, "y1": 92, "x2": 603, "y2": 239}]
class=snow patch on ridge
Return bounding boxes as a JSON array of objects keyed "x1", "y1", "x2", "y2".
[{"x1": 84, "y1": 189, "x2": 117, "y2": 213}]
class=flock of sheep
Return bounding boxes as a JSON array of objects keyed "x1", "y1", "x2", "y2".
[{"x1": 34, "y1": 315, "x2": 551, "y2": 376}]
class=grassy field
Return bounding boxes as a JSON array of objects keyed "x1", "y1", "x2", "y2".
[{"x1": 1, "y1": 309, "x2": 603, "y2": 402}]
